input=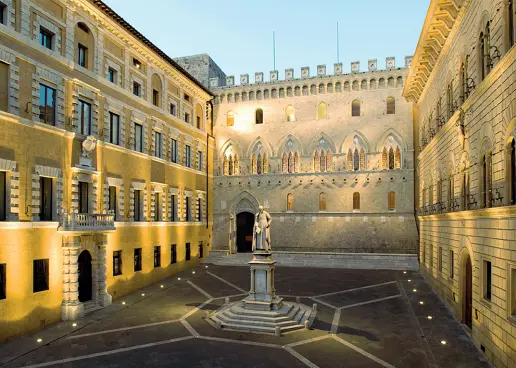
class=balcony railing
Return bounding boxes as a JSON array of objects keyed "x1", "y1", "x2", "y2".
[{"x1": 58, "y1": 212, "x2": 115, "y2": 232}]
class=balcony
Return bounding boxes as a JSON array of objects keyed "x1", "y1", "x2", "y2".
[{"x1": 58, "y1": 212, "x2": 116, "y2": 233}]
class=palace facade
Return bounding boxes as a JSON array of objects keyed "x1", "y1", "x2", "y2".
[
  {"x1": 0, "y1": 0, "x2": 213, "y2": 342},
  {"x1": 210, "y1": 62, "x2": 419, "y2": 255},
  {"x1": 404, "y1": 0, "x2": 516, "y2": 366}
]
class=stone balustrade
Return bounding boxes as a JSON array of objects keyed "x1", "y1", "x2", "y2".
[{"x1": 58, "y1": 213, "x2": 115, "y2": 232}]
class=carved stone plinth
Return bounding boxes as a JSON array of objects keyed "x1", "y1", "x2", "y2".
[{"x1": 244, "y1": 250, "x2": 283, "y2": 311}]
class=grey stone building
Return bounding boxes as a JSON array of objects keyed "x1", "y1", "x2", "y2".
[{"x1": 174, "y1": 53, "x2": 227, "y2": 89}]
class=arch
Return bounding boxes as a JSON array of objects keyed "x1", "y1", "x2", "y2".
[
  {"x1": 344, "y1": 81, "x2": 350, "y2": 91},
  {"x1": 294, "y1": 86, "x2": 301, "y2": 96},
  {"x1": 386, "y1": 96, "x2": 395, "y2": 114},
  {"x1": 231, "y1": 192, "x2": 259, "y2": 214},
  {"x1": 277, "y1": 134, "x2": 304, "y2": 156},
  {"x1": 249, "y1": 91, "x2": 255, "y2": 101},
  {"x1": 378, "y1": 78, "x2": 386, "y2": 89},
  {"x1": 286, "y1": 87, "x2": 293, "y2": 97},
  {"x1": 246, "y1": 136, "x2": 274, "y2": 159},
  {"x1": 335, "y1": 82, "x2": 342, "y2": 93},
  {"x1": 279, "y1": 88, "x2": 285, "y2": 98},
  {"x1": 256, "y1": 90, "x2": 263, "y2": 100},
  {"x1": 151, "y1": 73, "x2": 163, "y2": 108},
  {"x1": 318, "y1": 83, "x2": 325, "y2": 94},
  {"x1": 287, "y1": 193, "x2": 294, "y2": 211},
  {"x1": 387, "y1": 77, "x2": 395, "y2": 88},
  {"x1": 271, "y1": 89, "x2": 277, "y2": 99},
  {"x1": 353, "y1": 192, "x2": 360, "y2": 210},
  {"x1": 352, "y1": 99, "x2": 360, "y2": 117},
  {"x1": 74, "y1": 22, "x2": 95, "y2": 71},
  {"x1": 361, "y1": 79, "x2": 367, "y2": 90},
  {"x1": 478, "y1": 13, "x2": 491, "y2": 82},
  {"x1": 234, "y1": 93, "x2": 240, "y2": 102},
  {"x1": 388, "y1": 147, "x2": 395, "y2": 169},
  {"x1": 309, "y1": 132, "x2": 337, "y2": 154},
  {"x1": 195, "y1": 103, "x2": 203, "y2": 130},
  {"x1": 319, "y1": 192, "x2": 327, "y2": 211},
  {"x1": 302, "y1": 85, "x2": 309, "y2": 96},
  {"x1": 78, "y1": 250, "x2": 93, "y2": 302},
  {"x1": 326, "y1": 150, "x2": 332, "y2": 172},
  {"x1": 327, "y1": 83, "x2": 334, "y2": 93},
  {"x1": 458, "y1": 237, "x2": 475, "y2": 326},
  {"x1": 506, "y1": 0, "x2": 515, "y2": 50},
  {"x1": 294, "y1": 152, "x2": 300, "y2": 173},
  {"x1": 286, "y1": 105, "x2": 296, "y2": 122},
  {"x1": 375, "y1": 127, "x2": 407, "y2": 152},
  {"x1": 352, "y1": 80, "x2": 359, "y2": 91},
  {"x1": 317, "y1": 102, "x2": 327, "y2": 120},
  {"x1": 220, "y1": 138, "x2": 242, "y2": 160},
  {"x1": 370, "y1": 79, "x2": 377, "y2": 89},
  {"x1": 263, "y1": 153, "x2": 269, "y2": 174},
  {"x1": 310, "y1": 84, "x2": 317, "y2": 95},
  {"x1": 395, "y1": 146, "x2": 401, "y2": 169},
  {"x1": 241, "y1": 92, "x2": 248, "y2": 101},
  {"x1": 263, "y1": 89, "x2": 270, "y2": 99},
  {"x1": 255, "y1": 108, "x2": 264, "y2": 124},
  {"x1": 396, "y1": 76, "x2": 403, "y2": 87},
  {"x1": 320, "y1": 150, "x2": 327, "y2": 172},
  {"x1": 227, "y1": 93, "x2": 233, "y2": 103}
]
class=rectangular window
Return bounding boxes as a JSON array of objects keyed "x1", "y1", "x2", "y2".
[
  {"x1": 438, "y1": 247, "x2": 443, "y2": 272},
  {"x1": 171, "y1": 194, "x2": 177, "y2": 221},
  {"x1": 78, "y1": 44, "x2": 87, "y2": 68},
  {"x1": 40, "y1": 177, "x2": 53, "y2": 221},
  {"x1": 199, "y1": 242, "x2": 203, "y2": 259},
  {"x1": 133, "y1": 82, "x2": 141, "y2": 97},
  {"x1": 429, "y1": 244, "x2": 433, "y2": 268},
  {"x1": 33, "y1": 259, "x2": 49, "y2": 293},
  {"x1": 449, "y1": 250, "x2": 454, "y2": 278},
  {"x1": 152, "y1": 89, "x2": 159, "y2": 106},
  {"x1": 171, "y1": 244, "x2": 177, "y2": 264},
  {"x1": 108, "y1": 186, "x2": 117, "y2": 218},
  {"x1": 109, "y1": 112, "x2": 120, "y2": 145},
  {"x1": 107, "y1": 67, "x2": 117, "y2": 84},
  {"x1": 388, "y1": 191, "x2": 396, "y2": 211},
  {"x1": 484, "y1": 260, "x2": 492, "y2": 301},
  {"x1": 78, "y1": 181, "x2": 89, "y2": 214},
  {"x1": 154, "y1": 192, "x2": 160, "y2": 221},
  {"x1": 78, "y1": 99, "x2": 91, "y2": 135},
  {"x1": 185, "y1": 243, "x2": 191, "y2": 261},
  {"x1": 154, "y1": 246, "x2": 161, "y2": 267},
  {"x1": 134, "y1": 123, "x2": 143, "y2": 153},
  {"x1": 511, "y1": 267, "x2": 516, "y2": 316},
  {"x1": 132, "y1": 58, "x2": 141, "y2": 69},
  {"x1": 134, "y1": 248, "x2": 142, "y2": 272},
  {"x1": 185, "y1": 145, "x2": 191, "y2": 168},
  {"x1": 185, "y1": 196, "x2": 191, "y2": 222},
  {"x1": 154, "y1": 132, "x2": 162, "y2": 158},
  {"x1": 197, "y1": 151, "x2": 203, "y2": 171},
  {"x1": 113, "y1": 251, "x2": 122, "y2": 276},
  {"x1": 39, "y1": 28, "x2": 52, "y2": 49},
  {"x1": 184, "y1": 112, "x2": 190, "y2": 124},
  {"x1": 184, "y1": 93, "x2": 190, "y2": 102},
  {"x1": 0, "y1": 4, "x2": 6, "y2": 25},
  {"x1": 0, "y1": 61, "x2": 8, "y2": 112},
  {"x1": 196, "y1": 116, "x2": 201, "y2": 129},
  {"x1": 134, "y1": 189, "x2": 141, "y2": 221},
  {"x1": 0, "y1": 171, "x2": 6, "y2": 221},
  {"x1": 171, "y1": 139, "x2": 178, "y2": 163},
  {"x1": 196, "y1": 198, "x2": 201, "y2": 221},
  {"x1": 0, "y1": 263, "x2": 5, "y2": 300},
  {"x1": 39, "y1": 84, "x2": 56, "y2": 125},
  {"x1": 170, "y1": 103, "x2": 177, "y2": 116}
]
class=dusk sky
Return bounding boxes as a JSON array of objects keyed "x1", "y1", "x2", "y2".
[{"x1": 103, "y1": 0, "x2": 430, "y2": 78}]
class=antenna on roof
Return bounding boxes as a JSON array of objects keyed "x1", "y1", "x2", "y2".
[
  {"x1": 337, "y1": 22, "x2": 340, "y2": 63},
  {"x1": 273, "y1": 31, "x2": 276, "y2": 70}
]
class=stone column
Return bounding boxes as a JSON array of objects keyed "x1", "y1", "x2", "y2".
[
  {"x1": 61, "y1": 235, "x2": 83, "y2": 320},
  {"x1": 97, "y1": 234, "x2": 112, "y2": 307}
]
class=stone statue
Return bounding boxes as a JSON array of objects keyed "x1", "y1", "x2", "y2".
[{"x1": 252, "y1": 206, "x2": 272, "y2": 252}]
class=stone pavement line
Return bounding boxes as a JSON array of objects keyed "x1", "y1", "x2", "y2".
[
  {"x1": 285, "y1": 335, "x2": 331, "y2": 348},
  {"x1": 330, "y1": 309, "x2": 341, "y2": 334},
  {"x1": 309, "y1": 297, "x2": 338, "y2": 309},
  {"x1": 180, "y1": 319, "x2": 200, "y2": 337},
  {"x1": 212, "y1": 293, "x2": 247, "y2": 300},
  {"x1": 332, "y1": 335, "x2": 396, "y2": 368},
  {"x1": 284, "y1": 346, "x2": 321, "y2": 368},
  {"x1": 206, "y1": 271, "x2": 247, "y2": 293},
  {"x1": 197, "y1": 336, "x2": 281, "y2": 349},
  {"x1": 67, "y1": 318, "x2": 181, "y2": 340},
  {"x1": 396, "y1": 281, "x2": 439, "y2": 368},
  {"x1": 187, "y1": 280, "x2": 213, "y2": 299},
  {"x1": 339, "y1": 294, "x2": 402, "y2": 310},
  {"x1": 16, "y1": 336, "x2": 195, "y2": 368},
  {"x1": 179, "y1": 299, "x2": 213, "y2": 320},
  {"x1": 314, "y1": 280, "x2": 397, "y2": 298}
]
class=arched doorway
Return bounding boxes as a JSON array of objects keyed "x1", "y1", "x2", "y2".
[
  {"x1": 236, "y1": 212, "x2": 254, "y2": 253},
  {"x1": 78, "y1": 250, "x2": 92, "y2": 302},
  {"x1": 463, "y1": 254, "x2": 473, "y2": 329}
]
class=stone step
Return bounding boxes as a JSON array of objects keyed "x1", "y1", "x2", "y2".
[
  {"x1": 217, "y1": 313, "x2": 299, "y2": 328},
  {"x1": 220, "y1": 306, "x2": 302, "y2": 325},
  {"x1": 212, "y1": 316, "x2": 305, "y2": 334},
  {"x1": 229, "y1": 303, "x2": 296, "y2": 319}
]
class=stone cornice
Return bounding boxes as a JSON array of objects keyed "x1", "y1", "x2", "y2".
[
  {"x1": 419, "y1": 205, "x2": 516, "y2": 221},
  {"x1": 403, "y1": 0, "x2": 468, "y2": 104}
]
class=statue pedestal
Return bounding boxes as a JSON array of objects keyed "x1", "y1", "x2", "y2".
[
  {"x1": 244, "y1": 251, "x2": 283, "y2": 311},
  {"x1": 208, "y1": 249, "x2": 316, "y2": 335}
]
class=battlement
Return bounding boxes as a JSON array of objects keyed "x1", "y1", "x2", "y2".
[{"x1": 210, "y1": 56, "x2": 413, "y2": 89}]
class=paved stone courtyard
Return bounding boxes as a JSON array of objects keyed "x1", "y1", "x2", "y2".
[{"x1": 0, "y1": 262, "x2": 492, "y2": 368}]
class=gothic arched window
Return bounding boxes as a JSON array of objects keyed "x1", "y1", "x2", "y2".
[
  {"x1": 320, "y1": 150, "x2": 326, "y2": 172},
  {"x1": 386, "y1": 97, "x2": 395, "y2": 114},
  {"x1": 223, "y1": 156, "x2": 229, "y2": 175},
  {"x1": 359, "y1": 148, "x2": 365, "y2": 170},
  {"x1": 347, "y1": 149, "x2": 353, "y2": 171},
  {"x1": 228, "y1": 154, "x2": 233, "y2": 175},
  {"x1": 294, "y1": 152, "x2": 299, "y2": 173},
  {"x1": 319, "y1": 193, "x2": 326, "y2": 211},
  {"x1": 388, "y1": 147, "x2": 395, "y2": 169},
  {"x1": 326, "y1": 150, "x2": 332, "y2": 172},
  {"x1": 255, "y1": 108, "x2": 263, "y2": 124},
  {"x1": 382, "y1": 147, "x2": 388, "y2": 169},
  {"x1": 286, "y1": 105, "x2": 295, "y2": 122},
  {"x1": 234, "y1": 155, "x2": 239, "y2": 175},
  {"x1": 263, "y1": 153, "x2": 268, "y2": 174},
  {"x1": 353, "y1": 192, "x2": 360, "y2": 210},
  {"x1": 352, "y1": 99, "x2": 360, "y2": 117},
  {"x1": 318, "y1": 102, "x2": 327, "y2": 120},
  {"x1": 314, "y1": 151, "x2": 320, "y2": 172},
  {"x1": 227, "y1": 111, "x2": 234, "y2": 127},
  {"x1": 510, "y1": 138, "x2": 516, "y2": 204},
  {"x1": 251, "y1": 154, "x2": 257, "y2": 174},
  {"x1": 288, "y1": 152, "x2": 294, "y2": 173},
  {"x1": 353, "y1": 148, "x2": 360, "y2": 171},
  {"x1": 287, "y1": 193, "x2": 294, "y2": 211},
  {"x1": 282, "y1": 153, "x2": 287, "y2": 173},
  {"x1": 257, "y1": 153, "x2": 262, "y2": 174},
  {"x1": 388, "y1": 191, "x2": 396, "y2": 210},
  {"x1": 395, "y1": 147, "x2": 401, "y2": 169}
]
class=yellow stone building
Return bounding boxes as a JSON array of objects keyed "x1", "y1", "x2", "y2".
[
  {"x1": 404, "y1": 0, "x2": 516, "y2": 366},
  {"x1": 0, "y1": 0, "x2": 214, "y2": 342}
]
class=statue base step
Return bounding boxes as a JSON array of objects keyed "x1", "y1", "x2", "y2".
[{"x1": 208, "y1": 301, "x2": 316, "y2": 335}]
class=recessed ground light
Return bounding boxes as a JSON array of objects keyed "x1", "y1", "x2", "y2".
[
  {"x1": 408, "y1": 279, "x2": 412, "y2": 282},
  {"x1": 122, "y1": 301, "x2": 126, "y2": 305},
  {"x1": 419, "y1": 301, "x2": 424, "y2": 305},
  {"x1": 412, "y1": 289, "x2": 417, "y2": 292},
  {"x1": 160, "y1": 285, "x2": 164, "y2": 288},
  {"x1": 72, "y1": 323, "x2": 77, "y2": 327},
  {"x1": 427, "y1": 316, "x2": 433, "y2": 320},
  {"x1": 205, "y1": 265, "x2": 208, "y2": 268},
  {"x1": 440, "y1": 340, "x2": 447, "y2": 345},
  {"x1": 403, "y1": 271, "x2": 407, "y2": 274},
  {"x1": 37, "y1": 338, "x2": 42, "y2": 343},
  {"x1": 192, "y1": 271, "x2": 196, "y2": 274},
  {"x1": 178, "y1": 277, "x2": 181, "y2": 281},
  {"x1": 141, "y1": 293, "x2": 145, "y2": 296}
]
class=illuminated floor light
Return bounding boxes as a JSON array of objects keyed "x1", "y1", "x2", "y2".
[
  {"x1": 205, "y1": 266, "x2": 208, "y2": 268},
  {"x1": 419, "y1": 301, "x2": 424, "y2": 305},
  {"x1": 413, "y1": 289, "x2": 417, "y2": 292},
  {"x1": 160, "y1": 285, "x2": 164, "y2": 288},
  {"x1": 37, "y1": 338, "x2": 42, "y2": 343},
  {"x1": 403, "y1": 271, "x2": 407, "y2": 274},
  {"x1": 192, "y1": 271, "x2": 196, "y2": 274},
  {"x1": 141, "y1": 293, "x2": 145, "y2": 297},
  {"x1": 72, "y1": 323, "x2": 77, "y2": 327},
  {"x1": 427, "y1": 316, "x2": 433, "y2": 320},
  {"x1": 178, "y1": 277, "x2": 181, "y2": 281},
  {"x1": 122, "y1": 301, "x2": 126, "y2": 305},
  {"x1": 408, "y1": 279, "x2": 412, "y2": 282},
  {"x1": 440, "y1": 340, "x2": 447, "y2": 345}
]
